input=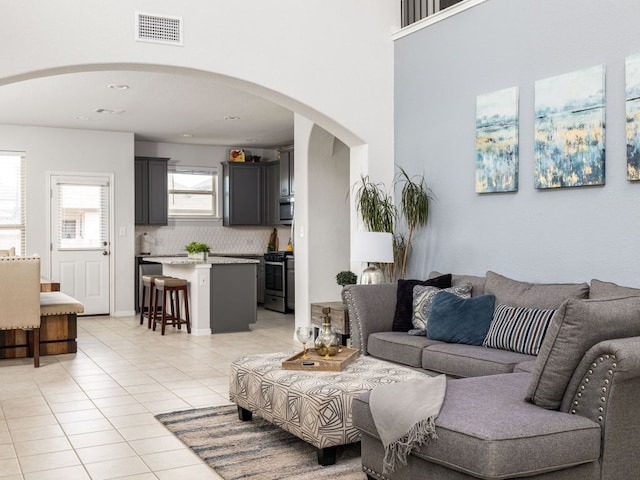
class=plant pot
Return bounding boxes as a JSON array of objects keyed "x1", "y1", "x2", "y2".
[{"x1": 188, "y1": 252, "x2": 208, "y2": 260}]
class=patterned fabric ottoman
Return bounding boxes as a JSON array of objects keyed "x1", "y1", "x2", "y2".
[{"x1": 229, "y1": 351, "x2": 426, "y2": 465}]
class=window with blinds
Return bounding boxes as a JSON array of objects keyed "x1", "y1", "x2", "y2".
[
  {"x1": 0, "y1": 153, "x2": 26, "y2": 255},
  {"x1": 55, "y1": 177, "x2": 108, "y2": 250},
  {"x1": 168, "y1": 167, "x2": 218, "y2": 218}
]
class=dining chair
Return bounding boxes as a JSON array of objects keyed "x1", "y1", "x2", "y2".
[{"x1": 0, "y1": 256, "x2": 41, "y2": 367}]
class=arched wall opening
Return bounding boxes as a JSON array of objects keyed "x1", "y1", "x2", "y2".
[{"x1": 0, "y1": 64, "x2": 365, "y2": 319}]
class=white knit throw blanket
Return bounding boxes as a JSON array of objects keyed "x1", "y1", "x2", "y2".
[{"x1": 369, "y1": 374, "x2": 447, "y2": 474}]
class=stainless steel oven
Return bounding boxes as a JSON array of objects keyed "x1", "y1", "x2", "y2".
[{"x1": 264, "y1": 251, "x2": 291, "y2": 313}]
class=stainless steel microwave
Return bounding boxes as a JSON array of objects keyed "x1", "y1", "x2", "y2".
[{"x1": 279, "y1": 197, "x2": 294, "y2": 224}]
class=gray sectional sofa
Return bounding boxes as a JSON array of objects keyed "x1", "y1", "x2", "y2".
[{"x1": 342, "y1": 272, "x2": 640, "y2": 480}]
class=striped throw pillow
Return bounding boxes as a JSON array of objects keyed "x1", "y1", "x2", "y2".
[{"x1": 483, "y1": 304, "x2": 556, "y2": 355}]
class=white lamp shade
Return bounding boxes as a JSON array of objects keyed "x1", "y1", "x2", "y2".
[{"x1": 351, "y1": 231, "x2": 394, "y2": 263}]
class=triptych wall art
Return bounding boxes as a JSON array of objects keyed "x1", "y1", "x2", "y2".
[{"x1": 475, "y1": 56, "x2": 640, "y2": 193}]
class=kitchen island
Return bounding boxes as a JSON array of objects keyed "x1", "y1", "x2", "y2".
[{"x1": 143, "y1": 256, "x2": 259, "y2": 335}]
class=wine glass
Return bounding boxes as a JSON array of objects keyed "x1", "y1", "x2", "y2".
[{"x1": 296, "y1": 326, "x2": 313, "y2": 359}]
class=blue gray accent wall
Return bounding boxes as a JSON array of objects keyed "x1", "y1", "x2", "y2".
[{"x1": 395, "y1": 0, "x2": 640, "y2": 286}]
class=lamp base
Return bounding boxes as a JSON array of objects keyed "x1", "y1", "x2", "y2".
[{"x1": 360, "y1": 265, "x2": 385, "y2": 284}]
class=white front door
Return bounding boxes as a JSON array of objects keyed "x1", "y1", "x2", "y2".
[{"x1": 50, "y1": 175, "x2": 111, "y2": 315}]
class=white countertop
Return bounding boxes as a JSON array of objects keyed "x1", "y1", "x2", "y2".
[{"x1": 143, "y1": 256, "x2": 259, "y2": 265}]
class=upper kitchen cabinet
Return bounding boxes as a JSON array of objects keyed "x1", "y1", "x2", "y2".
[
  {"x1": 265, "y1": 162, "x2": 280, "y2": 226},
  {"x1": 222, "y1": 162, "x2": 264, "y2": 226},
  {"x1": 279, "y1": 148, "x2": 294, "y2": 198},
  {"x1": 135, "y1": 157, "x2": 168, "y2": 225}
]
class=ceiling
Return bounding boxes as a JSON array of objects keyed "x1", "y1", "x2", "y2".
[{"x1": 0, "y1": 70, "x2": 294, "y2": 148}]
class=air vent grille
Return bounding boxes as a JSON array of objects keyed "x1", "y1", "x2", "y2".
[{"x1": 136, "y1": 12, "x2": 183, "y2": 46}]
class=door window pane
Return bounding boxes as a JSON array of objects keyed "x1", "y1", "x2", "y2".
[{"x1": 57, "y1": 183, "x2": 107, "y2": 249}]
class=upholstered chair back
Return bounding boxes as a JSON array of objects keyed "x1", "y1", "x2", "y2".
[
  {"x1": 0, "y1": 256, "x2": 41, "y2": 330},
  {"x1": 0, "y1": 247, "x2": 16, "y2": 256}
]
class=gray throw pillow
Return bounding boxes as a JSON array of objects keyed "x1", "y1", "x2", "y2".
[
  {"x1": 589, "y1": 279, "x2": 640, "y2": 299},
  {"x1": 412, "y1": 283, "x2": 472, "y2": 333},
  {"x1": 527, "y1": 295, "x2": 640, "y2": 410},
  {"x1": 485, "y1": 271, "x2": 589, "y2": 309}
]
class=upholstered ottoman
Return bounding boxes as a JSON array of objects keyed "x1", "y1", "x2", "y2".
[{"x1": 229, "y1": 352, "x2": 425, "y2": 465}]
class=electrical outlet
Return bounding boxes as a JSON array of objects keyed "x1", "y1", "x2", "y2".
[
  {"x1": 199, "y1": 275, "x2": 208, "y2": 286},
  {"x1": 247, "y1": 239, "x2": 254, "y2": 245},
  {"x1": 156, "y1": 238, "x2": 165, "y2": 246}
]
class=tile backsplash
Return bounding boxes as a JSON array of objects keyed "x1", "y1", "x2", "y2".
[{"x1": 135, "y1": 225, "x2": 292, "y2": 256}]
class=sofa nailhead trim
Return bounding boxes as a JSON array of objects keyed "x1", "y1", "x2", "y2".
[
  {"x1": 571, "y1": 352, "x2": 616, "y2": 421},
  {"x1": 363, "y1": 465, "x2": 388, "y2": 480}
]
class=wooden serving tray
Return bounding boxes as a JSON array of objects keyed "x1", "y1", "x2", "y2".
[{"x1": 282, "y1": 347, "x2": 359, "y2": 371}]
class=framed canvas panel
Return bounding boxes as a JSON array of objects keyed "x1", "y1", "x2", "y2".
[
  {"x1": 475, "y1": 87, "x2": 519, "y2": 193},
  {"x1": 626, "y1": 52, "x2": 640, "y2": 180},
  {"x1": 534, "y1": 65, "x2": 605, "y2": 189}
]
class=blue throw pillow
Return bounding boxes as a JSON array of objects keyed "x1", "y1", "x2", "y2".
[{"x1": 427, "y1": 291, "x2": 496, "y2": 345}]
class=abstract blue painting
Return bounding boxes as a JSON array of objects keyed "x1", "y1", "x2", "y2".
[
  {"x1": 626, "y1": 53, "x2": 640, "y2": 181},
  {"x1": 534, "y1": 65, "x2": 605, "y2": 189},
  {"x1": 475, "y1": 87, "x2": 519, "y2": 193}
]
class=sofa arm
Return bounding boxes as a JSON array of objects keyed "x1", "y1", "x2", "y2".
[
  {"x1": 342, "y1": 283, "x2": 397, "y2": 355},
  {"x1": 561, "y1": 336, "x2": 640, "y2": 478}
]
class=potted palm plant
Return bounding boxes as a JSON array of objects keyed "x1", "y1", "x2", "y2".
[
  {"x1": 353, "y1": 169, "x2": 433, "y2": 281},
  {"x1": 185, "y1": 241, "x2": 211, "y2": 260}
]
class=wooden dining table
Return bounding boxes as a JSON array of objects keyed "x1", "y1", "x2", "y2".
[{"x1": 40, "y1": 278, "x2": 60, "y2": 292}]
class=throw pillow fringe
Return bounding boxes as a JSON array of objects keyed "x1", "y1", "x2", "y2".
[{"x1": 382, "y1": 416, "x2": 438, "y2": 474}]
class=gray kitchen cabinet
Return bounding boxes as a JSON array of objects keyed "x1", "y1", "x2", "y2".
[
  {"x1": 222, "y1": 162, "x2": 263, "y2": 226},
  {"x1": 222, "y1": 161, "x2": 284, "y2": 226},
  {"x1": 135, "y1": 157, "x2": 168, "y2": 225},
  {"x1": 286, "y1": 256, "x2": 295, "y2": 311},
  {"x1": 279, "y1": 148, "x2": 294, "y2": 197},
  {"x1": 265, "y1": 162, "x2": 280, "y2": 226},
  {"x1": 257, "y1": 257, "x2": 265, "y2": 304}
]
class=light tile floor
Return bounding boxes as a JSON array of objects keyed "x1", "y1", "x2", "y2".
[{"x1": 0, "y1": 307, "x2": 298, "y2": 480}]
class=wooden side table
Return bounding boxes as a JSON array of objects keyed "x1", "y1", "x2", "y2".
[{"x1": 310, "y1": 301, "x2": 350, "y2": 347}]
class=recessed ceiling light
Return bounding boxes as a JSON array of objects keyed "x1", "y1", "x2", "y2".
[
  {"x1": 224, "y1": 115, "x2": 240, "y2": 120},
  {"x1": 108, "y1": 84, "x2": 130, "y2": 90},
  {"x1": 245, "y1": 138, "x2": 257, "y2": 142},
  {"x1": 74, "y1": 116, "x2": 90, "y2": 121},
  {"x1": 180, "y1": 133, "x2": 193, "y2": 138},
  {"x1": 94, "y1": 108, "x2": 125, "y2": 114}
]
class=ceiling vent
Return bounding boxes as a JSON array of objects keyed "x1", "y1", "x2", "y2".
[{"x1": 135, "y1": 12, "x2": 183, "y2": 46}]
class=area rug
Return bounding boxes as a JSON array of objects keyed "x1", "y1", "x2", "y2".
[{"x1": 156, "y1": 405, "x2": 366, "y2": 480}]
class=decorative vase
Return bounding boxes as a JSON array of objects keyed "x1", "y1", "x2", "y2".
[
  {"x1": 188, "y1": 252, "x2": 208, "y2": 260},
  {"x1": 314, "y1": 307, "x2": 340, "y2": 357}
]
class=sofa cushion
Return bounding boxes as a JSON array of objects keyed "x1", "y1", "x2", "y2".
[
  {"x1": 426, "y1": 292, "x2": 495, "y2": 346},
  {"x1": 430, "y1": 271, "x2": 486, "y2": 296},
  {"x1": 368, "y1": 332, "x2": 444, "y2": 368},
  {"x1": 353, "y1": 373, "x2": 601, "y2": 479},
  {"x1": 589, "y1": 278, "x2": 640, "y2": 299},
  {"x1": 411, "y1": 283, "x2": 472, "y2": 334},
  {"x1": 392, "y1": 274, "x2": 452, "y2": 332},
  {"x1": 485, "y1": 271, "x2": 589, "y2": 309},
  {"x1": 527, "y1": 295, "x2": 640, "y2": 409},
  {"x1": 422, "y1": 343, "x2": 534, "y2": 377},
  {"x1": 483, "y1": 304, "x2": 556, "y2": 355}
]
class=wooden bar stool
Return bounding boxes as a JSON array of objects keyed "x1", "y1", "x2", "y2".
[
  {"x1": 152, "y1": 277, "x2": 191, "y2": 335},
  {"x1": 140, "y1": 274, "x2": 172, "y2": 328}
]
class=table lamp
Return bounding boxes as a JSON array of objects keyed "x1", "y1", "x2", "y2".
[{"x1": 351, "y1": 231, "x2": 394, "y2": 284}]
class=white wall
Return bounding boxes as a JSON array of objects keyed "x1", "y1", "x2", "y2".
[
  {"x1": 395, "y1": 0, "x2": 640, "y2": 286},
  {"x1": 0, "y1": 125, "x2": 135, "y2": 315}
]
